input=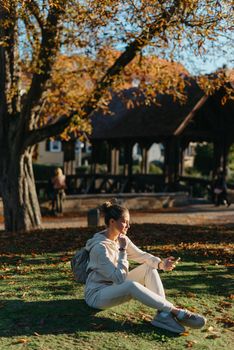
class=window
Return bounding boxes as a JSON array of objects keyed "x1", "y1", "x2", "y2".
[
  {"x1": 49, "y1": 140, "x2": 62, "y2": 152},
  {"x1": 75, "y1": 140, "x2": 84, "y2": 152}
]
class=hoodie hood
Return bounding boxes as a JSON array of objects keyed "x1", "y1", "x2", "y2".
[{"x1": 85, "y1": 230, "x2": 117, "y2": 252}]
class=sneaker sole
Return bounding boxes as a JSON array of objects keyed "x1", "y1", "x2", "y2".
[
  {"x1": 179, "y1": 318, "x2": 207, "y2": 329},
  {"x1": 151, "y1": 320, "x2": 185, "y2": 334},
  {"x1": 179, "y1": 320, "x2": 206, "y2": 329}
]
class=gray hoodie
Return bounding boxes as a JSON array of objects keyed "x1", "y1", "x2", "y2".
[{"x1": 84, "y1": 230, "x2": 162, "y2": 306}]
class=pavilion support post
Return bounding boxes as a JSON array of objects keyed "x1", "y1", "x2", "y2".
[
  {"x1": 107, "y1": 142, "x2": 111, "y2": 173},
  {"x1": 139, "y1": 141, "x2": 152, "y2": 174},
  {"x1": 140, "y1": 145, "x2": 151, "y2": 174},
  {"x1": 213, "y1": 138, "x2": 230, "y2": 177},
  {"x1": 90, "y1": 141, "x2": 98, "y2": 174},
  {"x1": 110, "y1": 147, "x2": 120, "y2": 175},
  {"x1": 178, "y1": 147, "x2": 184, "y2": 177},
  {"x1": 179, "y1": 141, "x2": 189, "y2": 177},
  {"x1": 63, "y1": 140, "x2": 76, "y2": 175},
  {"x1": 213, "y1": 140, "x2": 227, "y2": 177},
  {"x1": 222, "y1": 141, "x2": 230, "y2": 175},
  {"x1": 123, "y1": 142, "x2": 133, "y2": 177},
  {"x1": 164, "y1": 137, "x2": 180, "y2": 190},
  {"x1": 213, "y1": 140, "x2": 222, "y2": 176}
]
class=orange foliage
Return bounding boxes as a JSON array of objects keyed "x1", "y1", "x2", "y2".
[{"x1": 35, "y1": 50, "x2": 190, "y2": 137}]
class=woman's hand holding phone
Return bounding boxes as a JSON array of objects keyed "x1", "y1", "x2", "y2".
[{"x1": 161, "y1": 256, "x2": 181, "y2": 271}]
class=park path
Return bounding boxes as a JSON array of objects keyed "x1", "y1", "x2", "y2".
[
  {"x1": 0, "y1": 204, "x2": 233, "y2": 230},
  {"x1": 37, "y1": 204, "x2": 234, "y2": 228}
]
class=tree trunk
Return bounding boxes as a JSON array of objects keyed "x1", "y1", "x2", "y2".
[{"x1": 1, "y1": 148, "x2": 41, "y2": 232}]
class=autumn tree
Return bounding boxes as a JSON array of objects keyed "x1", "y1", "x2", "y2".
[{"x1": 0, "y1": 0, "x2": 233, "y2": 232}]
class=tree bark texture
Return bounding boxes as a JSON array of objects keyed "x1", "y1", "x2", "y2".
[{"x1": 1, "y1": 147, "x2": 41, "y2": 232}]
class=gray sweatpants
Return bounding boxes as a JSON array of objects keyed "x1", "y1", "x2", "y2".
[{"x1": 90, "y1": 263, "x2": 173, "y2": 312}]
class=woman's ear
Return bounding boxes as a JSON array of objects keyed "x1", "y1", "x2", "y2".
[{"x1": 109, "y1": 218, "x2": 115, "y2": 226}]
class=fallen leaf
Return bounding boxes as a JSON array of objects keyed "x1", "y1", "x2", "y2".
[
  {"x1": 139, "y1": 312, "x2": 152, "y2": 321},
  {"x1": 186, "y1": 292, "x2": 196, "y2": 298},
  {"x1": 206, "y1": 333, "x2": 221, "y2": 339},
  {"x1": 220, "y1": 301, "x2": 232, "y2": 308},
  {"x1": 0, "y1": 275, "x2": 11, "y2": 279},
  {"x1": 215, "y1": 316, "x2": 234, "y2": 328},
  {"x1": 15, "y1": 338, "x2": 28, "y2": 344},
  {"x1": 60, "y1": 256, "x2": 70, "y2": 262},
  {"x1": 181, "y1": 331, "x2": 190, "y2": 336},
  {"x1": 186, "y1": 340, "x2": 197, "y2": 348}
]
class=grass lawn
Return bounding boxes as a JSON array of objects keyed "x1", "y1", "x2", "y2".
[{"x1": 0, "y1": 223, "x2": 233, "y2": 350}]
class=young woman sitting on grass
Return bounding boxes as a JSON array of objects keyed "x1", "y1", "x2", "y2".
[{"x1": 84, "y1": 200, "x2": 206, "y2": 334}]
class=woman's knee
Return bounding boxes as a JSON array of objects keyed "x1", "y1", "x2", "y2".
[
  {"x1": 144, "y1": 265, "x2": 159, "y2": 279},
  {"x1": 124, "y1": 280, "x2": 142, "y2": 292}
]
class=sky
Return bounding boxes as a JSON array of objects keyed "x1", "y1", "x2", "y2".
[
  {"x1": 180, "y1": 54, "x2": 233, "y2": 76},
  {"x1": 174, "y1": 29, "x2": 234, "y2": 75},
  {"x1": 181, "y1": 45, "x2": 234, "y2": 76}
]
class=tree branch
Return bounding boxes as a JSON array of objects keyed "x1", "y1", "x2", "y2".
[
  {"x1": 22, "y1": 12, "x2": 41, "y2": 66},
  {"x1": 0, "y1": 46, "x2": 7, "y2": 143},
  {"x1": 0, "y1": 2, "x2": 18, "y2": 136},
  {"x1": 0, "y1": 6, "x2": 7, "y2": 130},
  {"x1": 23, "y1": 114, "x2": 74, "y2": 149},
  {"x1": 25, "y1": 0, "x2": 46, "y2": 31},
  {"x1": 20, "y1": 3, "x2": 66, "y2": 131}
]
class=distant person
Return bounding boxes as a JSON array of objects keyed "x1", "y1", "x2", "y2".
[
  {"x1": 84, "y1": 200, "x2": 206, "y2": 334},
  {"x1": 51, "y1": 168, "x2": 66, "y2": 215},
  {"x1": 213, "y1": 171, "x2": 231, "y2": 207}
]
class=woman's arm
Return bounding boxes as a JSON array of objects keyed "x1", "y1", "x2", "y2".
[
  {"x1": 126, "y1": 238, "x2": 161, "y2": 269},
  {"x1": 93, "y1": 244, "x2": 129, "y2": 284},
  {"x1": 126, "y1": 238, "x2": 178, "y2": 271}
]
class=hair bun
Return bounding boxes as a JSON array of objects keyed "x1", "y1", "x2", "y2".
[
  {"x1": 105, "y1": 201, "x2": 112, "y2": 208},
  {"x1": 100, "y1": 201, "x2": 112, "y2": 212},
  {"x1": 100, "y1": 198, "x2": 118, "y2": 212},
  {"x1": 110, "y1": 198, "x2": 118, "y2": 204}
]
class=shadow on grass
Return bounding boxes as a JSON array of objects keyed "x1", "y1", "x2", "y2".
[
  {"x1": 0, "y1": 299, "x2": 178, "y2": 339},
  {"x1": 161, "y1": 264, "x2": 233, "y2": 297},
  {"x1": 0, "y1": 223, "x2": 233, "y2": 255}
]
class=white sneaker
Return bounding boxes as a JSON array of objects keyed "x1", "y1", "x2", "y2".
[
  {"x1": 151, "y1": 312, "x2": 185, "y2": 334},
  {"x1": 176, "y1": 310, "x2": 207, "y2": 329}
]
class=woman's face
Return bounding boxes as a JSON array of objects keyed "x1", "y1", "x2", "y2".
[{"x1": 114, "y1": 211, "x2": 130, "y2": 235}]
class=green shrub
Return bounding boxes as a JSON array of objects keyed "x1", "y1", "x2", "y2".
[
  {"x1": 149, "y1": 163, "x2": 163, "y2": 174},
  {"x1": 132, "y1": 165, "x2": 141, "y2": 174},
  {"x1": 76, "y1": 165, "x2": 89, "y2": 174},
  {"x1": 184, "y1": 167, "x2": 203, "y2": 178}
]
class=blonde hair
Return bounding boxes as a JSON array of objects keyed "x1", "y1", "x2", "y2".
[
  {"x1": 55, "y1": 167, "x2": 63, "y2": 176},
  {"x1": 100, "y1": 199, "x2": 128, "y2": 226}
]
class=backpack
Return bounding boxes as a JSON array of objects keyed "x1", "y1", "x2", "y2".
[{"x1": 71, "y1": 247, "x2": 91, "y2": 284}]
